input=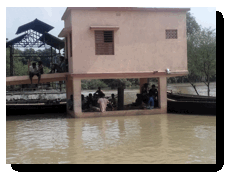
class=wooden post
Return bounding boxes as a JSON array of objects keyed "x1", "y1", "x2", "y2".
[{"x1": 117, "y1": 86, "x2": 124, "y2": 110}]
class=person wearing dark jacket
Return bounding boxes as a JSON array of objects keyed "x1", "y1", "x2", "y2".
[{"x1": 149, "y1": 85, "x2": 158, "y2": 107}]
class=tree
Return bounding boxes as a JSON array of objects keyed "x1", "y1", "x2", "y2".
[
  {"x1": 81, "y1": 79, "x2": 108, "y2": 90},
  {"x1": 192, "y1": 28, "x2": 216, "y2": 96},
  {"x1": 186, "y1": 12, "x2": 202, "y2": 95},
  {"x1": 187, "y1": 32, "x2": 201, "y2": 95},
  {"x1": 186, "y1": 12, "x2": 201, "y2": 37}
]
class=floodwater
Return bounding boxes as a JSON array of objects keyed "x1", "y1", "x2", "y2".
[
  {"x1": 6, "y1": 114, "x2": 216, "y2": 164},
  {"x1": 6, "y1": 82, "x2": 216, "y2": 164}
]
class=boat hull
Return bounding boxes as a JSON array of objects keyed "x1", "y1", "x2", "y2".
[{"x1": 167, "y1": 100, "x2": 216, "y2": 115}]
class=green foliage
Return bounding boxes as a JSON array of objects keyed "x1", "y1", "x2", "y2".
[
  {"x1": 100, "y1": 79, "x2": 135, "y2": 89},
  {"x1": 187, "y1": 28, "x2": 216, "y2": 78},
  {"x1": 187, "y1": 26, "x2": 216, "y2": 96},
  {"x1": 13, "y1": 60, "x2": 28, "y2": 76},
  {"x1": 6, "y1": 47, "x2": 58, "y2": 77},
  {"x1": 81, "y1": 79, "x2": 108, "y2": 90},
  {"x1": 43, "y1": 66, "x2": 50, "y2": 74},
  {"x1": 186, "y1": 12, "x2": 201, "y2": 37}
]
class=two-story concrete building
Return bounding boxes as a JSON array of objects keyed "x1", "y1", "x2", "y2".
[{"x1": 58, "y1": 7, "x2": 190, "y2": 118}]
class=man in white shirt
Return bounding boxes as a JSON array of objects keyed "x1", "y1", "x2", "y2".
[
  {"x1": 29, "y1": 62, "x2": 41, "y2": 85},
  {"x1": 97, "y1": 94, "x2": 109, "y2": 112}
]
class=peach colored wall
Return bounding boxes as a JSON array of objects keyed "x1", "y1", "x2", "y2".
[
  {"x1": 65, "y1": 32, "x2": 73, "y2": 73},
  {"x1": 68, "y1": 10, "x2": 187, "y2": 75},
  {"x1": 64, "y1": 12, "x2": 72, "y2": 28}
]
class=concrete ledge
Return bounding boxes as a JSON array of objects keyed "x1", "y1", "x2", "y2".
[
  {"x1": 6, "y1": 73, "x2": 68, "y2": 86},
  {"x1": 68, "y1": 71, "x2": 188, "y2": 79},
  {"x1": 72, "y1": 108, "x2": 165, "y2": 118},
  {"x1": 90, "y1": 26, "x2": 119, "y2": 31}
]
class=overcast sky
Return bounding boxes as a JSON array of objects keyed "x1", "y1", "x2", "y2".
[{"x1": 6, "y1": 7, "x2": 216, "y2": 42}]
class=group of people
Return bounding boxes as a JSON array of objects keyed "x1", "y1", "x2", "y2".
[
  {"x1": 141, "y1": 83, "x2": 158, "y2": 109},
  {"x1": 80, "y1": 87, "x2": 117, "y2": 112},
  {"x1": 50, "y1": 56, "x2": 67, "y2": 73},
  {"x1": 28, "y1": 56, "x2": 67, "y2": 86},
  {"x1": 68, "y1": 84, "x2": 158, "y2": 113},
  {"x1": 132, "y1": 83, "x2": 158, "y2": 109}
]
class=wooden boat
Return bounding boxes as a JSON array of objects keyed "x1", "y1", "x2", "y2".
[
  {"x1": 167, "y1": 92, "x2": 216, "y2": 115},
  {"x1": 167, "y1": 92, "x2": 216, "y2": 102},
  {"x1": 6, "y1": 103, "x2": 67, "y2": 116}
]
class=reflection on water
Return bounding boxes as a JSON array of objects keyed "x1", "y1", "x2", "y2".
[{"x1": 6, "y1": 114, "x2": 216, "y2": 164}]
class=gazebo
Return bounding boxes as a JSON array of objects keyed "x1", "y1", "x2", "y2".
[{"x1": 6, "y1": 18, "x2": 65, "y2": 77}]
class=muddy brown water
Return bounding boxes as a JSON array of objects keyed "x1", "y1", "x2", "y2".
[{"x1": 6, "y1": 82, "x2": 216, "y2": 164}]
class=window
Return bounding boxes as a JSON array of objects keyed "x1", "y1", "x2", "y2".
[
  {"x1": 166, "y1": 29, "x2": 177, "y2": 39},
  {"x1": 95, "y1": 31, "x2": 114, "y2": 55}
]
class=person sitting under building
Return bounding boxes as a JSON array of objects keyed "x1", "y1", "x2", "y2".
[
  {"x1": 29, "y1": 62, "x2": 41, "y2": 85},
  {"x1": 107, "y1": 94, "x2": 117, "y2": 111},
  {"x1": 109, "y1": 94, "x2": 117, "y2": 108},
  {"x1": 149, "y1": 84, "x2": 158, "y2": 107},
  {"x1": 97, "y1": 93, "x2": 109, "y2": 112},
  {"x1": 81, "y1": 94, "x2": 88, "y2": 110},
  {"x1": 146, "y1": 90, "x2": 154, "y2": 109},
  {"x1": 83, "y1": 93, "x2": 101, "y2": 112},
  {"x1": 67, "y1": 95, "x2": 73, "y2": 110},
  {"x1": 92, "y1": 93, "x2": 98, "y2": 106},
  {"x1": 132, "y1": 93, "x2": 143, "y2": 106},
  {"x1": 94, "y1": 87, "x2": 105, "y2": 98},
  {"x1": 86, "y1": 93, "x2": 94, "y2": 109},
  {"x1": 141, "y1": 83, "x2": 149, "y2": 104}
]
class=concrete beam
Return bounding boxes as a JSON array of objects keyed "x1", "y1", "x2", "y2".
[
  {"x1": 158, "y1": 77, "x2": 167, "y2": 113},
  {"x1": 72, "y1": 108, "x2": 164, "y2": 118},
  {"x1": 6, "y1": 73, "x2": 68, "y2": 86}
]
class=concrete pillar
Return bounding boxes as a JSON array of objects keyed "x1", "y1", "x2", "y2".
[
  {"x1": 117, "y1": 87, "x2": 124, "y2": 110},
  {"x1": 139, "y1": 78, "x2": 148, "y2": 93},
  {"x1": 158, "y1": 77, "x2": 167, "y2": 113},
  {"x1": 65, "y1": 75, "x2": 74, "y2": 118},
  {"x1": 73, "y1": 78, "x2": 82, "y2": 116},
  {"x1": 66, "y1": 76, "x2": 82, "y2": 117}
]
